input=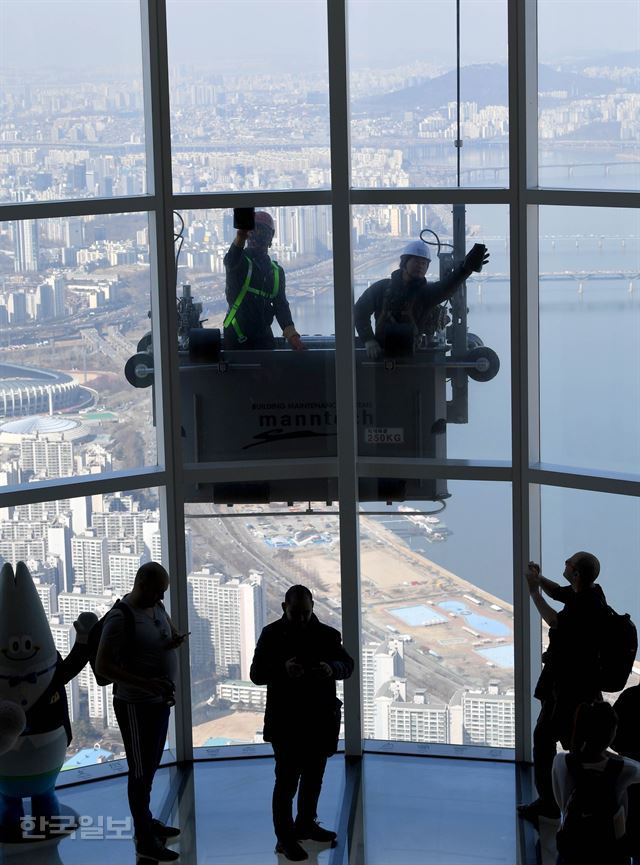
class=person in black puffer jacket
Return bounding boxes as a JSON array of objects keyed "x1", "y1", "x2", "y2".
[{"x1": 250, "y1": 585, "x2": 353, "y2": 862}]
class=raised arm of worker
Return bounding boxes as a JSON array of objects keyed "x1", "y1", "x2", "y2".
[
  {"x1": 422, "y1": 243, "x2": 491, "y2": 307},
  {"x1": 526, "y1": 564, "x2": 559, "y2": 628},
  {"x1": 223, "y1": 231, "x2": 250, "y2": 307},
  {"x1": 233, "y1": 228, "x2": 248, "y2": 249}
]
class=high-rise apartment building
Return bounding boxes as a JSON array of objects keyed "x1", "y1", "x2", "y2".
[
  {"x1": 47, "y1": 522, "x2": 73, "y2": 592},
  {"x1": 108, "y1": 548, "x2": 146, "y2": 594},
  {"x1": 13, "y1": 218, "x2": 39, "y2": 273},
  {"x1": 188, "y1": 567, "x2": 265, "y2": 679},
  {"x1": 71, "y1": 532, "x2": 109, "y2": 594},
  {"x1": 49, "y1": 618, "x2": 79, "y2": 724},
  {"x1": 20, "y1": 438, "x2": 74, "y2": 478},
  {"x1": 35, "y1": 282, "x2": 54, "y2": 319},
  {"x1": 33, "y1": 576, "x2": 57, "y2": 618},
  {"x1": 385, "y1": 690, "x2": 449, "y2": 744},
  {"x1": 7, "y1": 291, "x2": 27, "y2": 323},
  {"x1": 462, "y1": 682, "x2": 515, "y2": 749},
  {"x1": 362, "y1": 639, "x2": 405, "y2": 738}
]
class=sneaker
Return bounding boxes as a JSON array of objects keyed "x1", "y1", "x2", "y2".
[
  {"x1": 136, "y1": 835, "x2": 180, "y2": 862},
  {"x1": 295, "y1": 820, "x2": 337, "y2": 843},
  {"x1": 275, "y1": 839, "x2": 309, "y2": 861},
  {"x1": 152, "y1": 819, "x2": 181, "y2": 840}
]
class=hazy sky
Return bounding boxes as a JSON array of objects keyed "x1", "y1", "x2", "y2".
[{"x1": 0, "y1": 0, "x2": 638, "y2": 74}]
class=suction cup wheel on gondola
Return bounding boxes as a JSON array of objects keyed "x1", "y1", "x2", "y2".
[
  {"x1": 124, "y1": 352, "x2": 154, "y2": 388},
  {"x1": 137, "y1": 331, "x2": 152, "y2": 353},
  {"x1": 466, "y1": 332, "x2": 484, "y2": 350},
  {"x1": 466, "y1": 346, "x2": 500, "y2": 382},
  {"x1": 188, "y1": 328, "x2": 221, "y2": 363}
]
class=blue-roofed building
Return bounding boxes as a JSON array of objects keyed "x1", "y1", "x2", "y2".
[{"x1": 62, "y1": 748, "x2": 115, "y2": 770}]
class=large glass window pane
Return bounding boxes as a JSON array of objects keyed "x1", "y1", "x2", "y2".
[
  {"x1": 360, "y1": 481, "x2": 514, "y2": 749},
  {"x1": 0, "y1": 1, "x2": 147, "y2": 203},
  {"x1": 173, "y1": 206, "x2": 337, "y2": 476},
  {"x1": 167, "y1": 1, "x2": 330, "y2": 193},
  {"x1": 0, "y1": 213, "x2": 157, "y2": 482},
  {"x1": 186, "y1": 505, "x2": 341, "y2": 751},
  {"x1": 353, "y1": 204, "x2": 509, "y2": 464},
  {"x1": 540, "y1": 486, "x2": 640, "y2": 696},
  {"x1": 348, "y1": 0, "x2": 508, "y2": 189},
  {"x1": 539, "y1": 206, "x2": 640, "y2": 474},
  {"x1": 537, "y1": 0, "x2": 640, "y2": 191},
  {"x1": 0, "y1": 486, "x2": 171, "y2": 772}
]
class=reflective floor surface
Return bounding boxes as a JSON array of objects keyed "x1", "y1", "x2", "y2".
[{"x1": 0, "y1": 754, "x2": 545, "y2": 865}]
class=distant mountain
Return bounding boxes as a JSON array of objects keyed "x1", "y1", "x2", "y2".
[{"x1": 352, "y1": 63, "x2": 619, "y2": 117}]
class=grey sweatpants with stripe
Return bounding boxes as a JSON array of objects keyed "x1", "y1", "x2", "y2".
[{"x1": 113, "y1": 698, "x2": 170, "y2": 843}]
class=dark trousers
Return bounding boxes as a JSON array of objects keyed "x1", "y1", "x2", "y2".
[
  {"x1": 114, "y1": 698, "x2": 169, "y2": 843},
  {"x1": 628, "y1": 786, "x2": 640, "y2": 855},
  {"x1": 533, "y1": 698, "x2": 579, "y2": 815},
  {"x1": 272, "y1": 740, "x2": 328, "y2": 842}
]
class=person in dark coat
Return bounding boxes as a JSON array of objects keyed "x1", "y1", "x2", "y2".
[
  {"x1": 250, "y1": 585, "x2": 354, "y2": 862},
  {"x1": 223, "y1": 211, "x2": 305, "y2": 350},
  {"x1": 518, "y1": 552, "x2": 609, "y2": 827},
  {"x1": 354, "y1": 239, "x2": 489, "y2": 358}
]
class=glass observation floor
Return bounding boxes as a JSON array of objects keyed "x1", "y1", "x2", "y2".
[{"x1": 0, "y1": 755, "x2": 550, "y2": 865}]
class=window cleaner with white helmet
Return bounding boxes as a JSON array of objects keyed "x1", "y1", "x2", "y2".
[
  {"x1": 224, "y1": 210, "x2": 305, "y2": 351},
  {"x1": 354, "y1": 237, "x2": 489, "y2": 359}
]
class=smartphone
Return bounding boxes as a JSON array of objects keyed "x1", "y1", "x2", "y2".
[{"x1": 233, "y1": 208, "x2": 255, "y2": 231}]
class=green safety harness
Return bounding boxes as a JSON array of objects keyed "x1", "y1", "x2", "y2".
[{"x1": 223, "y1": 256, "x2": 280, "y2": 343}]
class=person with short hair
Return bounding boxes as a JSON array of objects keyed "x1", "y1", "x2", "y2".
[
  {"x1": 518, "y1": 553, "x2": 609, "y2": 826},
  {"x1": 553, "y1": 700, "x2": 640, "y2": 865},
  {"x1": 250, "y1": 585, "x2": 354, "y2": 862},
  {"x1": 354, "y1": 239, "x2": 489, "y2": 358},
  {"x1": 223, "y1": 211, "x2": 304, "y2": 350},
  {"x1": 96, "y1": 562, "x2": 188, "y2": 862}
]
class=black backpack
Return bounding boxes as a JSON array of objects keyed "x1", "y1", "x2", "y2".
[
  {"x1": 598, "y1": 606, "x2": 638, "y2": 693},
  {"x1": 556, "y1": 754, "x2": 625, "y2": 860},
  {"x1": 87, "y1": 599, "x2": 136, "y2": 686}
]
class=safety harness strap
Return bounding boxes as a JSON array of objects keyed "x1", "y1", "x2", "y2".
[{"x1": 223, "y1": 257, "x2": 280, "y2": 342}]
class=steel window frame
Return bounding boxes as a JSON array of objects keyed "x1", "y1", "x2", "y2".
[{"x1": 0, "y1": 0, "x2": 638, "y2": 777}]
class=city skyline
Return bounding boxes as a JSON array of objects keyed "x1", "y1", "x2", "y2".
[{"x1": 1, "y1": 0, "x2": 638, "y2": 773}]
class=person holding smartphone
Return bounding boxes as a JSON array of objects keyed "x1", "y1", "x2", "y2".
[
  {"x1": 518, "y1": 553, "x2": 609, "y2": 829},
  {"x1": 223, "y1": 210, "x2": 305, "y2": 350},
  {"x1": 95, "y1": 562, "x2": 187, "y2": 862},
  {"x1": 250, "y1": 585, "x2": 354, "y2": 862}
]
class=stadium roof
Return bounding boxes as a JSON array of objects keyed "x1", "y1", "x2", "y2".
[{"x1": 1, "y1": 416, "x2": 79, "y2": 435}]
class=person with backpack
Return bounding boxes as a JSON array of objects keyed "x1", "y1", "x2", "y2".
[
  {"x1": 518, "y1": 552, "x2": 610, "y2": 826},
  {"x1": 553, "y1": 700, "x2": 640, "y2": 865},
  {"x1": 95, "y1": 562, "x2": 188, "y2": 863}
]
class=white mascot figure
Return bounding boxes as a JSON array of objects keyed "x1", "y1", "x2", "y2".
[{"x1": 0, "y1": 561, "x2": 97, "y2": 842}]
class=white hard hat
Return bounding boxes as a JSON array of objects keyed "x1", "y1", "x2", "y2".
[
  {"x1": 254, "y1": 211, "x2": 275, "y2": 232},
  {"x1": 402, "y1": 240, "x2": 431, "y2": 261}
]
